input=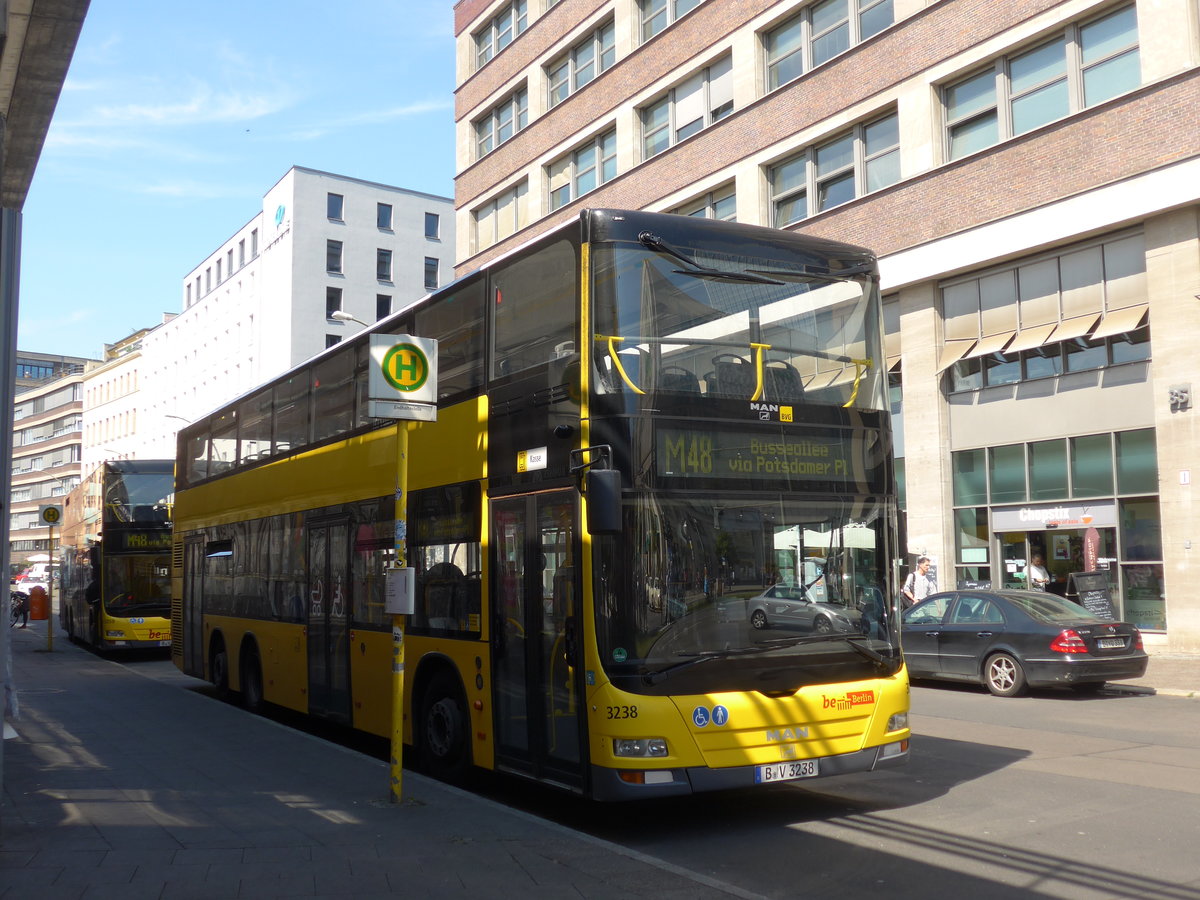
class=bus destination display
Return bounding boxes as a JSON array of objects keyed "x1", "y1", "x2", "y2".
[{"x1": 656, "y1": 427, "x2": 862, "y2": 484}]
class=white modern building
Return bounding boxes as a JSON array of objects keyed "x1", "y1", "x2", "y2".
[{"x1": 130, "y1": 167, "x2": 455, "y2": 456}]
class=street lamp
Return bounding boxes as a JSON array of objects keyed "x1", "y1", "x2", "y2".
[{"x1": 330, "y1": 310, "x2": 369, "y2": 328}]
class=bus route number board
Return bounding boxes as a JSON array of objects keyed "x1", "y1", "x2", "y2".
[{"x1": 755, "y1": 759, "x2": 819, "y2": 784}]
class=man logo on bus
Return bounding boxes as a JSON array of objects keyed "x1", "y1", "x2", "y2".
[{"x1": 381, "y1": 343, "x2": 430, "y2": 393}]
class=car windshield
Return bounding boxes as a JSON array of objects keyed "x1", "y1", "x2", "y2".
[
  {"x1": 997, "y1": 590, "x2": 1110, "y2": 625},
  {"x1": 592, "y1": 492, "x2": 902, "y2": 695}
]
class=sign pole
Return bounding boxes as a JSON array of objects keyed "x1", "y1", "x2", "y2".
[
  {"x1": 389, "y1": 420, "x2": 410, "y2": 804},
  {"x1": 46, "y1": 523, "x2": 54, "y2": 652}
]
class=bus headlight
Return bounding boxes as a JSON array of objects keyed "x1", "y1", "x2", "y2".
[
  {"x1": 613, "y1": 738, "x2": 668, "y2": 758},
  {"x1": 887, "y1": 712, "x2": 909, "y2": 732}
]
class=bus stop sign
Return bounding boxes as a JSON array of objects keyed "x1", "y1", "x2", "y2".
[
  {"x1": 39, "y1": 504, "x2": 63, "y2": 526},
  {"x1": 369, "y1": 334, "x2": 438, "y2": 421}
]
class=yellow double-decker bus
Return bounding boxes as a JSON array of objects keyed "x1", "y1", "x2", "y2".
[
  {"x1": 171, "y1": 209, "x2": 909, "y2": 799},
  {"x1": 59, "y1": 460, "x2": 174, "y2": 652}
]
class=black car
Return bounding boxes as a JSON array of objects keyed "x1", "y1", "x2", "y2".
[{"x1": 901, "y1": 589, "x2": 1148, "y2": 697}]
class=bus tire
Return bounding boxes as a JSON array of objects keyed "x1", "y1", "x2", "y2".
[
  {"x1": 419, "y1": 670, "x2": 470, "y2": 781},
  {"x1": 241, "y1": 645, "x2": 264, "y2": 714},
  {"x1": 210, "y1": 642, "x2": 231, "y2": 700}
]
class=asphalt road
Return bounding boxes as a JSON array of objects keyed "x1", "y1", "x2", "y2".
[{"x1": 128, "y1": 658, "x2": 1200, "y2": 900}]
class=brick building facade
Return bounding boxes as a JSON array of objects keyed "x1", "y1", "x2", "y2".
[{"x1": 453, "y1": 0, "x2": 1200, "y2": 649}]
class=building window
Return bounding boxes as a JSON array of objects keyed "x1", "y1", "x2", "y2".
[
  {"x1": 548, "y1": 129, "x2": 617, "y2": 210},
  {"x1": 326, "y1": 335, "x2": 342, "y2": 349},
  {"x1": 475, "y1": 0, "x2": 527, "y2": 69},
  {"x1": 769, "y1": 111, "x2": 900, "y2": 226},
  {"x1": 945, "y1": 5, "x2": 1139, "y2": 160},
  {"x1": 251, "y1": 229, "x2": 259, "y2": 257},
  {"x1": 376, "y1": 294, "x2": 392, "y2": 320},
  {"x1": 642, "y1": 56, "x2": 733, "y2": 160},
  {"x1": 326, "y1": 287, "x2": 342, "y2": 318},
  {"x1": 206, "y1": 268, "x2": 212, "y2": 292},
  {"x1": 547, "y1": 19, "x2": 616, "y2": 107},
  {"x1": 639, "y1": 0, "x2": 701, "y2": 43},
  {"x1": 673, "y1": 184, "x2": 736, "y2": 220},
  {"x1": 238, "y1": 239, "x2": 245, "y2": 268},
  {"x1": 474, "y1": 181, "x2": 528, "y2": 252},
  {"x1": 216, "y1": 259, "x2": 223, "y2": 283},
  {"x1": 327, "y1": 192, "x2": 344, "y2": 221},
  {"x1": 476, "y1": 88, "x2": 528, "y2": 159},
  {"x1": 424, "y1": 257, "x2": 439, "y2": 291},
  {"x1": 376, "y1": 249, "x2": 393, "y2": 282},
  {"x1": 326, "y1": 240, "x2": 343, "y2": 274},
  {"x1": 425, "y1": 212, "x2": 440, "y2": 239},
  {"x1": 377, "y1": 203, "x2": 393, "y2": 230},
  {"x1": 227, "y1": 249, "x2": 233, "y2": 276},
  {"x1": 765, "y1": 0, "x2": 893, "y2": 90},
  {"x1": 186, "y1": 283, "x2": 192, "y2": 306}
]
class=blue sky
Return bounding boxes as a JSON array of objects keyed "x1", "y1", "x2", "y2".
[{"x1": 19, "y1": 1, "x2": 457, "y2": 360}]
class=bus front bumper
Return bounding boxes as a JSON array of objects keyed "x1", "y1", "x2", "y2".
[{"x1": 590, "y1": 739, "x2": 909, "y2": 801}]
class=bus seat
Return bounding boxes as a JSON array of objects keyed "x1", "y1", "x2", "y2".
[
  {"x1": 709, "y1": 353, "x2": 755, "y2": 398},
  {"x1": 763, "y1": 359, "x2": 805, "y2": 403},
  {"x1": 659, "y1": 365, "x2": 700, "y2": 393}
]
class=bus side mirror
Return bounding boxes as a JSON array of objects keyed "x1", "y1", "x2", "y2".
[{"x1": 586, "y1": 469, "x2": 622, "y2": 535}]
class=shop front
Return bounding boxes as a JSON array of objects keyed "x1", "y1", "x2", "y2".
[{"x1": 950, "y1": 430, "x2": 1165, "y2": 632}]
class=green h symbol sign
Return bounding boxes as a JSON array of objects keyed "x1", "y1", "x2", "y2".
[{"x1": 381, "y1": 344, "x2": 429, "y2": 393}]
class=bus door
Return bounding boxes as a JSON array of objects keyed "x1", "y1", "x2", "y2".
[
  {"x1": 181, "y1": 537, "x2": 206, "y2": 677},
  {"x1": 491, "y1": 491, "x2": 584, "y2": 788},
  {"x1": 306, "y1": 518, "x2": 352, "y2": 723}
]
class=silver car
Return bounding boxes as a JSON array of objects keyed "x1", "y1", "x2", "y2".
[{"x1": 746, "y1": 584, "x2": 862, "y2": 634}]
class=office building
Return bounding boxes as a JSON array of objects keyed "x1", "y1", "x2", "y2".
[
  {"x1": 133, "y1": 166, "x2": 455, "y2": 454},
  {"x1": 452, "y1": 0, "x2": 1200, "y2": 648}
]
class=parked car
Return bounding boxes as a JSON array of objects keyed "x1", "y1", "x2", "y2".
[
  {"x1": 901, "y1": 589, "x2": 1148, "y2": 697},
  {"x1": 746, "y1": 583, "x2": 862, "y2": 634}
]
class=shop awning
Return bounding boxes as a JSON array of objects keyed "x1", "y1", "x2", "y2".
[
  {"x1": 1004, "y1": 323, "x2": 1058, "y2": 354},
  {"x1": 936, "y1": 339, "x2": 976, "y2": 373},
  {"x1": 1048, "y1": 314, "x2": 1101, "y2": 343},
  {"x1": 963, "y1": 331, "x2": 1016, "y2": 359},
  {"x1": 1090, "y1": 304, "x2": 1148, "y2": 340}
]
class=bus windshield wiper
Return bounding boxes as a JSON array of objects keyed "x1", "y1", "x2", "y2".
[
  {"x1": 745, "y1": 262, "x2": 875, "y2": 284},
  {"x1": 638, "y1": 231, "x2": 784, "y2": 286},
  {"x1": 642, "y1": 644, "x2": 769, "y2": 685}
]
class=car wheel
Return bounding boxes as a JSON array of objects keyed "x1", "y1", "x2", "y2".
[
  {"x1": 420, "y1": 671, "x2": 471, "y2": 781},
  {"x1": 813, "y1": 615, "x2": 832, "y2": 634},
  {"x1": 210, "y1": 644, "x2": 231, "y2": 700},
  {"x1": 750, "y1": 609, "x2": 768, "y2": 630},
  {"x1": 984, "y1": 652, "x2": 1027, "y2": 697}
]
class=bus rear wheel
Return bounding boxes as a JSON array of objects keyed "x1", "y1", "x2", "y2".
[
  {"x1": 241, "y1": 647, "x2": 264, "y2": 714},
  {"x1": 210, "y1": 644, "x2": 231, "y2": 700},
  {"x1": 419, "y1": 671, "x2": 470, "y2": 781}
]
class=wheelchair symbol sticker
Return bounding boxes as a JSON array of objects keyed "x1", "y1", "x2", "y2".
[{"x1": 692, "y1": 706, "x2": 710, "y2": 727}]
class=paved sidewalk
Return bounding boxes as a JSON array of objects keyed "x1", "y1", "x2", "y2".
[
  {"x1": 1107, "y1": 647, "x2": 1200, "y2": 698},
  {"x1": 1, "y1": 625, "x2": 757, "y2": 900}
]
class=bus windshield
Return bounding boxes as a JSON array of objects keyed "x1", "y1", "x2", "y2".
[
  {"x1": 592, "y1": 236, "x2": 884, "y2": 410},
  {"x1": 593, "y1": 494, "x2": 901, "y2": 695}
]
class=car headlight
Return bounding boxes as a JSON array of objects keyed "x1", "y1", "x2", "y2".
[
  {"x1": 887, "y1": 712, "x2": 909, "y2": 732},
  {"x1": 613, "y1": 738, "x2": 668, "y2": 758}
]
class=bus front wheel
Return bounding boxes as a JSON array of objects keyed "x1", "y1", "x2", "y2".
[{"x1": 419, "y1": 671, "x2": 470, "y2": 781}]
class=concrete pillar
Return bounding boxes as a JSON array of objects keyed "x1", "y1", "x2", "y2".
[
  {"x1": 1144, "y1": 207, "x2": 1200, "y2": 650},
  {"x1": 898, "y1": 280, "x2": 953, "y2": 588}
]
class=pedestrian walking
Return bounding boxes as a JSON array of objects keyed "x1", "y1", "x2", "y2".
[{"x1": 901, "y1": 556, "x2": 936, "y2": 608}]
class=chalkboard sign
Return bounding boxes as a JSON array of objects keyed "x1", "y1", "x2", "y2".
[{"x1": 1068, "y1": 571, "x2": 1116, "y2": 621}]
